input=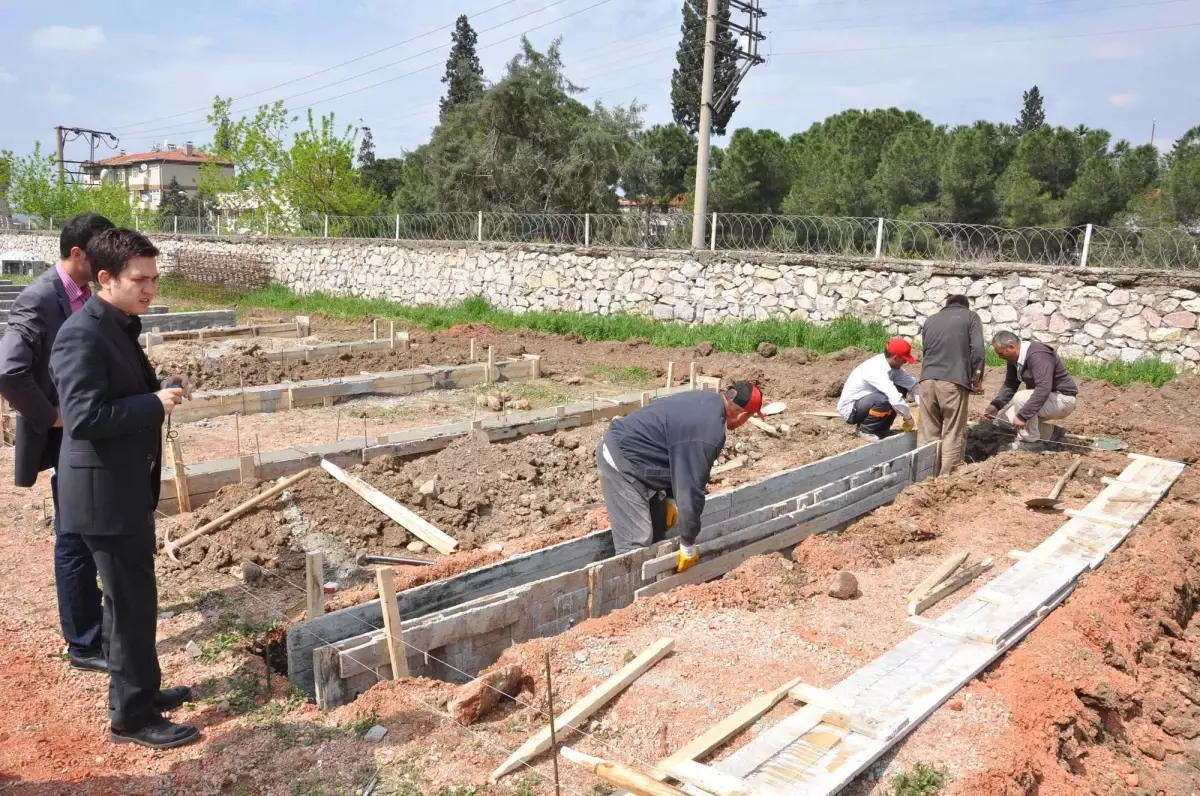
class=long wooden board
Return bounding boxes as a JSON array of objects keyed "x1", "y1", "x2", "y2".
[
  {"x1": 490, "y1": 638, "x2": 675, "y2": 781},
  {"x1": 321, "y1": 459, "x2": 458, "y2": 554}
]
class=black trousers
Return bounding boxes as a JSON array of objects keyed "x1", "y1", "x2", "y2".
[
  {"x1": 82, "y1": 531, "x2": 162, "y2": 732},
  {"x1": 51, "y1": 473, "x2": 104, "y2": 656},
  {"x1": 847, "y1": 387, "x2": 909, "y2": 437}
]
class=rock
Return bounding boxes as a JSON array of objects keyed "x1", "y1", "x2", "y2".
[
  {"x1": 695, "y1": 341, "x2": 715, "y2": 357},
  {"x1": 419, "y1": 477, "x2": 441, "y2": 498},
  {"x1": 362, "y1": 725, "x2": 389, "y2": 743},
  {"x1": 485, "y1": 395, "x2": 504, "y2": 411},
  {"x1": 781, "y1": 347, "x2": 811, "y2": 365},
  {"x1": 828, "y1": 570, "x2": 858, "y2": 599},
  {"x1": 948, "y1": 699, "x2": 964, "y2": 712},
  {"x1": 565, "y1": 375, "x2": 584, "y2": 385},
  {"x1": 158, "y1": 610, "x2": 177, "y2": 620},
  {"x1": 1106, "y1": 289, "x2": 1131, "y2": 306},
  {"x1": 1124, "y1": 773, "x2": 1139, "y2": 788},
  {"x1": 757, "y1": 342, "x2": 778, "y2": 358},
  {"x1": 406, "y1": 540, "x2": 428, "y2": 554},
  {"x1": 1138, "y1": 738, "x2": 1167, "y2": 761},
  {"x1": 447, "y1": 665, "x2": 527, "y2": 725},
  {"x1": 574, "y1": 650, "x2": 589, "y2": 663},
  {"x1": 627, "y1": 337, "x2": 650, "y2": 348},
  {"x1": 1164, "y1": 311, "x2": 1198, "y2": 329},
  {"x1": 241, "y1": 561, "x2": 263, "y2": 583},
  {"x1": 509, "y1": 399, "x2": 532, "y2": 411},
  {"x1": 185, "y1": 640, "x2": 203, "y2": 660},
  {"x1": 1061, "y1": 297, "x2": 1103, "y2": 321},
  {"x1": 439, "y1": 491, "x2": 461, "y2": 509}
]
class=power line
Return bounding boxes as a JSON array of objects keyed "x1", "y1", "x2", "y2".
[
  {"x1": 771, "y1": 19, "x2": 1200, "y2": 55},
  {"x1": 116, "y1": 0, "x2": 619, "y2": 143},
  {"x1": 110, "y1": 0, "x2": 527, "y2": 132}
]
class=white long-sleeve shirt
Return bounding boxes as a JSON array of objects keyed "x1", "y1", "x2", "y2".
[{"x1": 837, "y1": 354, "x2": 920, "y2": 421}]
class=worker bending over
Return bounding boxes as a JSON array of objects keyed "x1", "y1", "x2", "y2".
[
  {"x1": 837, "y1": 338, "x2": 920, "y2": 440},
  {"x1": 983, "y1": 330, "x2": 1079, "y2": 452},
  {"x1": 597, "y1": 381, "x2": 764, "y2": 573}
]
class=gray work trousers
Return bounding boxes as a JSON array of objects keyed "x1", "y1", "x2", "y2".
[{"x1": 596, "y1": 441, "x2": 668, "y2": 555}]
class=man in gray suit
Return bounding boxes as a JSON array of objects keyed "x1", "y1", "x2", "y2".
[{"x1": 0, "y1": 212, "x2": 113, "y2": 672}]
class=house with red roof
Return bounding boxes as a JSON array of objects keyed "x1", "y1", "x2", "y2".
[{"x1": 81, "y1": 142, "x2": 234, "y2": 211}]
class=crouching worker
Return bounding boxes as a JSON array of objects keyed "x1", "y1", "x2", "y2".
[
  {"x1": 597, "y1": 381, "x2": 764, "y2": 573},
  {"x1": 837, "y1": 338, "x2": 920, "y2": 441},
  {"x1": 983, "y1": 330, "x2": 1078, "y2": 452}
]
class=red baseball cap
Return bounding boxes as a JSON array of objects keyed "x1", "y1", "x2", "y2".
[
  {"x1": 886, "y1": 337, "x2": 917, "y2": 364},
  {"x1": 730, "y1": 380, "x2": 764, "y2": 418}
]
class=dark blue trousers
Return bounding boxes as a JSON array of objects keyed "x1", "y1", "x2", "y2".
[{"x1": 51, "y1": 473, "x2": 104, "y2": 655}]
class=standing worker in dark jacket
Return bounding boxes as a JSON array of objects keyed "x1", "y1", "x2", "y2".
[
  {"x1": 597, "y1": 381, "x2": 765, "y2": 572},
  {"x1": 918, "y1": 295, "x2": 985, "y2": 475},
  {"x1": 0, "y1": 212, "x2": 113, "y2": 672},
  {"x1": 983, "y1": 330, "x2": 1079, "y2": 452},
  {"x1": 51, "y1": 228, "x2": 197, "y2": 749}
]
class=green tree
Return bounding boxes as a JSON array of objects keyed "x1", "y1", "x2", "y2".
[
  {"x1": 1162, "y1": 126, "x2": 1200, "y2": 224},
  {"x1": 158, "y1": 176, "x2": 198, "y2": 218},
  {"x1": 200, "y1": 96, "x2": 291, "y2": 209},
  {"x1": 871, "y1": 126, "x2": 948, "y2": 217},
  {"x1": 440, "y1": 15, "x2": 485, "y2": 119},
  {"x1": 670, "y1": 0, "x2": 740, "y2": 136},
  {"x1": 283, "y1": 110, "x2": 383, "y2": 217},
  {"x1": 938, "y1": 122, "x2": 1012, "y2": 224},
  {"x1": 0, "y1": 151, "x2": 11, "y2": 219},
  {"x1": 1015, "y1": 85, "x2": 1047, "y2": 135},
  {"x1": 6, "y1": 142, "x2": 135, "y2": 223},
  {"x1": 709, "y1": 128, "x2": 795, "y2": 213},
  {"x1": 634, "y1": 123, "x2": 696, "y2": 206}
]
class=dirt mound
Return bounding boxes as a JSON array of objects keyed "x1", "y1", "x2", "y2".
[{"x1": 955, "y1": 477, "x2": 1200, "y2": 796}]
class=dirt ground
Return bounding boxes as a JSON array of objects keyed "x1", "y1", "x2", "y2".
[{"x1": 0, "y1": 320, "x2": 1198, "y2": 796}]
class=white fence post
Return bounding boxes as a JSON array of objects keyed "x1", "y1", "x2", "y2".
[
  {"x1": 134, "y1": 215, "x2": 140, "y2": 232},
  {"x1": 1080, "y1": 223, "x2": 1094, "y2": 267},
  {"x1": 477, "y1": 210, "x2": 483, "y2": 243},
  {"x1": 709, "y1": 212, "x2": 718, "y2": 252},
  {"x1": 395, "y1": 214, "x2": 400, "y2": 241},
  {"x1": 874, "y1": 217, "x2": 885, "y2": 259},
  {"x1": 323, "y1": 215, "x2": 329, "y2": 238},
  {"x1": 49, "y1": 216, "x2": 53, "y2": 229},
  {"x1": 584, "y1": 213, "x2": 590, "y2": 247},
  {"x1": 174, "y1": 216, "x2": 178, "y2": 235},
  {"x1": 266, "y1": 215, "x2": 271, "y2": 237},
  {"x1": 216, "y1": 216, "x2": 221, "y2": 236}
]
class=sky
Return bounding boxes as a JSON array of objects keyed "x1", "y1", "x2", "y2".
[{"x1": 1, "y1": 0, "x2": 1197, "y2": 167}]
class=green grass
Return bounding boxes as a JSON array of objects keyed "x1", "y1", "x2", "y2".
[
  {"x1": 201, "y1": 615, "x2": 279, "y2": 663},
  {"x1": 984, "y1": 348, "x2": 1177, "y2": 387},
  {"x1": 158, "y1": 280, "x2": 1180, "y2": 388},
  {"x1": 585, "y1": 364, "x2": 654, "y2": 388},
  {"x1": 890, "y1": 763, "x2": 949, "y2": 796},
  {"x1": 156, "y1": 282, "x2": 892, "y2": 356}
]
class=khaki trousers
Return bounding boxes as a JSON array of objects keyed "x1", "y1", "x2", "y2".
[
  {"x1": 917, "y1": 380, "x2": 970, "y2": 476},
  {"x1": 999, "y1": 390, "x2": 1077, "y2": 442}
]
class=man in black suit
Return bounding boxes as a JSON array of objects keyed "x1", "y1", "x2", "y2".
[
  {"x1": 0, "y1": 212, "x2": 113, "y2": 672},
  {"x1": 51, "y1": 227, "x2": 198, "y2": 749}
]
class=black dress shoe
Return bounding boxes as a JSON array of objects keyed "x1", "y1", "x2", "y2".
[
  {"x1": 68, "y1": 651, "x2": 108, "y2": 673},
  {"x1": 153, "y1": 686, "x2": 192, "y2": 712},
  {"x1": 110, "y1": 717, "x2": 200, "y2": 749}
]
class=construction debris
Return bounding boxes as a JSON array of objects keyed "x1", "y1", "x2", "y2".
[{"x1": 447, "y1": 664, "x2": 529, "y2": 725}]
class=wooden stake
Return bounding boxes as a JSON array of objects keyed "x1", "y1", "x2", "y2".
[
  {"x1": 306, "y1": 552, "x2": 324, "y2": 618},
  {"x1": 397, "y1": 331, "x2": 410, "y2": 351},
  {"x1": 169, "y1": 436, "x2": 191, "y2": 513},
  {"x1": 375, "y1": 567, "x2": 410, "y2": 678},
  {"x1": 470, "y1": 338, "x2": 476, "y2": 362},
  {"x1": 546, "y1": 652, "x2": 562, "y2": 796},
  {"x1": 665, "y1": 362, "x2": 674, "y2": 388},
  {"x1": 908, "y1": 559, "x2": 993, "y2": 616},
  {"x1": 906, "y1": 551, "x2": 969, "y2": 602},
  {"x1": 373, "y1": 319, "x2": 380, "y2": 340},
  {"x1": 239, "y1": 454, "x2": 256, "y2": 482},
  {"x1": 487, "y1": 346, "x2": 495, "y2": 384},
  {"x1": 689, "y1": 361, "x2": 697, "y2": 390},
  {"x1": 389, "y1": 321, "x2": 396, "y2": 350},
  {"x1": 641, "y1": 391, "x2": 651, "y2": 408},
  {"x1": 559, "y1": 747, "x2": 687, "y2": 796}
]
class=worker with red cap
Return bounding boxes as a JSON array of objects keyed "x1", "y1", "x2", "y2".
[
  {"x1": 836, "y1": 338, "x2": 921, "y2": 441},
  {"x1": 597, "y1": 380, "x2": 765, "y2": 573}
]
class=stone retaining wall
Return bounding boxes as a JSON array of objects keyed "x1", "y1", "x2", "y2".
[{"x1": 4, "y1": 231, "x2": 1198, "y2": 369}]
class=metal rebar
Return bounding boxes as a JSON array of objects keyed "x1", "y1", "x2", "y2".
[{"x1": 545, "y1": 651, "x2": 562, "y2": 796}]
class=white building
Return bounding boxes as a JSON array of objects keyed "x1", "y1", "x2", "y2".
[{"x1": 81, "y1": 143, "x2": 234, "y2": 211}]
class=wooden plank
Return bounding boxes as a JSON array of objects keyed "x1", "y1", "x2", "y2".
[
  {"x1": 375, "y1": 567, "x2": 410, "y2": 679},
  {"x1": 788, "y1": 683, "x2": 850, "y2": 713},
  {"x1": 321, "y1": 459, "x2": 458, "y2": 554},
  {"x1": 711, "y1": 456, "x2": 747, "y2": 476},
  {"x1": 636, "y1": 481, "x2": 907, "y2": 600},
  {"x1": 905, "y1": 552, "x2": 969, "y2": 602},
  {"x1": 168, "y1": 436, "x2": 191, "y2": 513},
  {"x1": 1100, "y1": 476, "x2": 1158, "y2": 494},
  {"x1": 313, "y1": 646, "x2": 346, "y2": 712},
  {"x1": 660, "y1": 760, "x2": 762, "y2": 796},
  {"x1": 748, "y1": 417, "x2": 779, "y2": 437},
  {"x1": 1064, "y1": 508, "x2": 1135, "y2": 528},
  {"x1": 905, "y1": 615, "x2": 999, "y2": 646},
  {"x1": 560, "y1": 747, "x2": 690, "y2": 796},
  {"x1": 908, "y1": 559, "x2": 993, "y2": 616},
  {"x1": 306, "y1": 552, "x2": 325, "y2": 619},
  {"x1": 651, "y1": 676, "x2": 804, "y2": 781},
  {"x1": 489, "y1": 638, "x2": 675, "y2": 781}
]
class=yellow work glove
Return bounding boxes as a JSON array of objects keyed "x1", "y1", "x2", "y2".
[
  {"x1": 664, "y1": 498, "x2": 678, "y2": 529},
  {"x1": 677, "y1": 543, "x2": 700, "y2": 573},
  {"x1": 900, "y1": 414, "x2": 915, "y2": 432}
]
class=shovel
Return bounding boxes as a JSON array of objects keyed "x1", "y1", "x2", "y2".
[{"x1": 1025, "y1": 455, "x2": 1082, "y2": 510}]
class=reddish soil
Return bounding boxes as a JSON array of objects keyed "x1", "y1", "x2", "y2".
[{"x1": 1, "y1": 318, "x2": 1198, "y2": 795}]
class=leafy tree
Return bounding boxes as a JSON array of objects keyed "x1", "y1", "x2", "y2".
[
  {"x1": 1115, "y1": 142, "x2": 1160, "y2": 199},
  {"x1": 200, "y1": 96, "x2": 290, "y2": 208},
  {"x1": 1003, "y1": 127, "x2": 1083, "y2": 201},
  {"x1": 283, "y1": 110, "x2": 383, "y2": 217},
  {"x1": 633, "y1": 123, "x2": 696, "y2": 207},
  {"x1": 709, "y1": 128, "x2": 794, "y2": 213},
  {"x1": 938, "y1": 122, "x2": 1012, "y2": 224},
  {"x1": 998, "y1": 171, "x2": 1055, "y2": 227},
  {"x1": 6, "y1": 142, "x2": 135, "y2": 223},
  {"x1": 159, "y1": 176, "x2": 198, "y2": 218},
  {"x1": 389, "y1": 147, "x2": 436, "y2": 214},
  {"x1": 0, "y1": 150, "x2": 11, "y2": 219},
  {"x1": 440, "y1": 15, "x2": 485, "y2": 119},
  {"x1": 671, "y1": 0, "x2": 740, "y2": 136},
  {"x1": 1015, "y1": 85, "x2": 1047, "y2": 135},
  {"x1": 356, "y1": 126, "x2": 406, "y2": 199},
  {"x1": 872, "y1": 126, "x2": 948, "y2": 217},
  {"x1": 1162, "y1": 127, "x2": 1200, "y2": 224}
]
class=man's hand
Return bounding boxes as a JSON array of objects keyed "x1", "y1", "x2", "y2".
[
  {"x1": 156, "y1": 387, "x2": 186, "y2": 415},
  {"x1": 53, "y1": 408, "x2": 63, "y2": 428},
  {"x1": 981, "y1": 406, "x2": 998, "y2": 424},
  {"x1": 971, "y1": 375, "x2": 984, "y2": 395},
  {"x1": 1012, "y1": 417, "x2": 1025, "y2": 430},
  {"x1": 664, "y1": 498, "x2": 678, "y2": 530},
  {"x1": 677, "y1": 544, "x2": 700, "y2": 573},
  {"x1": 900, "y1": 418, "x2": 915, "y2": 432},
  {"x1": 161, "y1": 375, "x2": 190, "y2": 399}
]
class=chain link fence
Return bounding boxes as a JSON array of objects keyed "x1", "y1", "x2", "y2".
[{"x1": 4, "y1": 211, "x2": 1197, "y2": 271}]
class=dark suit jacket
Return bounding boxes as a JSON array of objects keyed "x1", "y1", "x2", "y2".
[
  {"x1": 51, "y1": 297, "x2": 165, "y2": 537},
  {"x1": 0, "y1": 268, "x2": 73, "y2": 487}
]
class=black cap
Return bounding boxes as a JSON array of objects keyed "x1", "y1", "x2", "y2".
[{"x1": 726, "y1": 380, "x2": 764, "y2": 417}]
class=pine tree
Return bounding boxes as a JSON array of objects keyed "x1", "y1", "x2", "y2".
[
  {"x1": 670, "y1": 0, "x2": 740, "y2": 136},
  {"x1": 358, "y1": 126, "x2": 377, "y2": 173},
  {"x1": 1016, "y1": 86, "x2": 1047, "y2": 136},
  {"x1": 440, "y1": 15, "x2": 484, "y2": 119},
  {"x1": 158, "y1": 176, "x2": 196, "y2": 217}
]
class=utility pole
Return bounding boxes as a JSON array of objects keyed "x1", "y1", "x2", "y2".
[
  {"x1": 52, "y1": 126, "x2": 119, "y2": 184},
  {"x1": 688, "y1": 0, "x2": 766, "y2": 250},
  {"x1": 55, "y1": 127, "x2": 65, "y2": 184},
  {"x1": 1150, "y1": 119, "x2": 1156, "y2": 146},
  {"x1": 689, "y1": 0, "x2": 719, "y2": 250}
]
